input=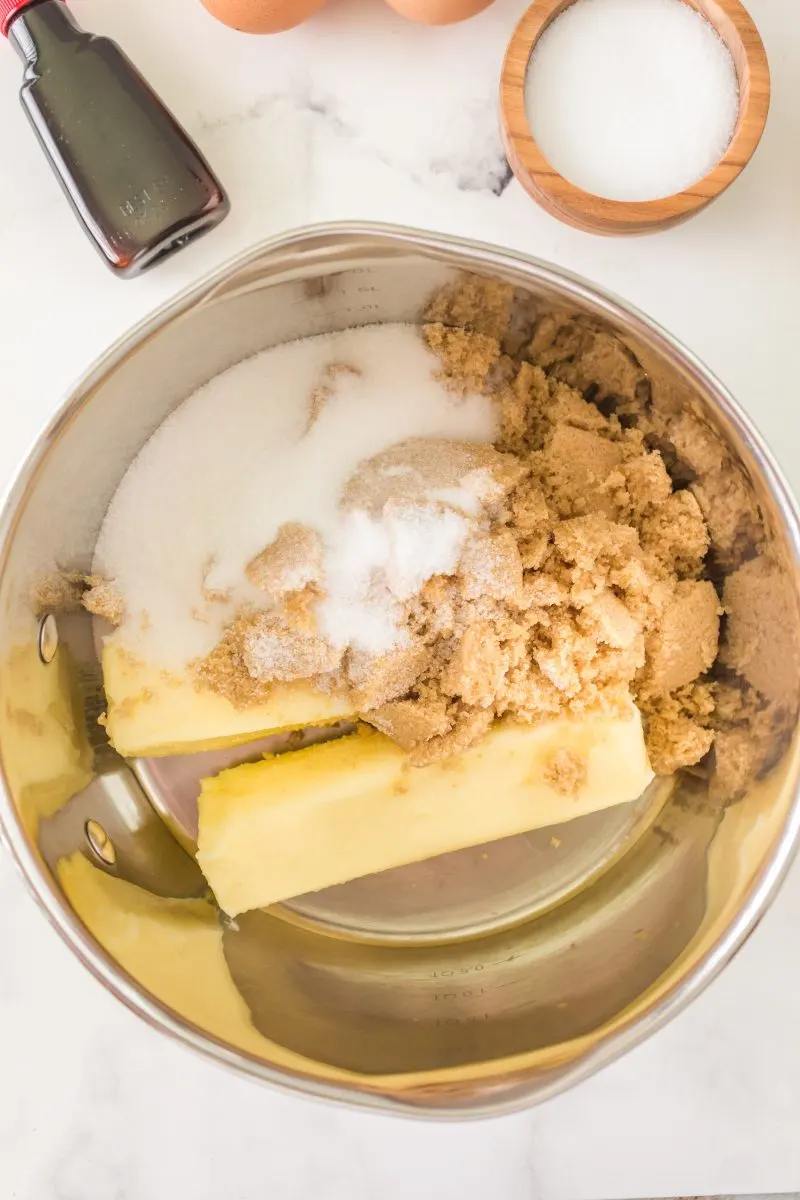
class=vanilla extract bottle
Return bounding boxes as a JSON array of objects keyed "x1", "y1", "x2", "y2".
[{"x1": 2, "y1": 0, "x2": 229, "y2": 275}]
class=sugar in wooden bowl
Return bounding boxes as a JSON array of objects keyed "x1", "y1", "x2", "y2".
[{"x1": 500, "y1": 0, "x2": 770, "y2": 235}]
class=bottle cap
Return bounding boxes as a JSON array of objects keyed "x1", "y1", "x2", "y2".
[{"x1": 0, "y1": 0, "x2": 50, "y2": 37}]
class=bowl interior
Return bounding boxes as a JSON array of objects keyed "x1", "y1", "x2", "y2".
[{"x1": 0, "y1": 229, "x2": 798, "y2": 1114}]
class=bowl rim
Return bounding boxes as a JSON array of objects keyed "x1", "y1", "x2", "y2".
[
  {"x1": 500, "y1": 0, "x2": 772, "y2": 235},
  {"x1": 1, "y1": 220, "x2": 799, "y2": 1117}
]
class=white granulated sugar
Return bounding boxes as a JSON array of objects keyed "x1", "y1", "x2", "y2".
[
  {"x1": 315, "y1": 510, "x2": 408, "y2": 655},
  {"x1": 427, "y1": 469, "x2": 497, "y2": 518},
  {"x1": 95, "y1": 324, "x2": 497, "y2": 667},
  {"x1": 383, "y1": 505, "x2": 468, "y2": 602},
  {"x1": 525, "y1": 0, "x2": 739, "y2": 202},
  {"x1": 298, "y1": 503, "x2": 470, "y2": 654}
]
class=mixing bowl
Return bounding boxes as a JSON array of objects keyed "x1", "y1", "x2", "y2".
[{"x1": 1, "y1": 223, "x2": 799, "y2": 1117}]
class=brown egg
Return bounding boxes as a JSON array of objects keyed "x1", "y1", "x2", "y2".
[
  {"x1": 200, "y1": 0, "x2": 328, "y2": 33},
  {"x1": 383, "y1": 0, "x2": 493, "y2": 24}
]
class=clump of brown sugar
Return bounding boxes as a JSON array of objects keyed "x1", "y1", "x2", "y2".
[
  {"x1": 344, "y1": 644, "x2": 432, "y2": 710},
  {"x1": 721, "y1": 555, "x2": 798, "y2": 707},
  {"x1": 306, "y1": 361, "x2": 362, "y2": 433},
  {"x1": 424, "y1": 277, "x2": 515, "y2": 341},
  {"x1": 29, "y1": 571, "x2": 85, "y2": 616},
  {"x1": 340, "y1": 438, "x2": 523, "y2": 519},
  {"x1": 643, "y1": 405, "x2": 763, "y2": 569},
  {"x1": 194, "y1": 615, "x2": 275, "y2": 708},
  {"x1": 638, "y1": 580, "x2": 720, "y2": 699},
  {"x1": 531, "y1": 316, "x2": 646, "y2": 410},
  {"x1": 638, "y1": 682, "x2": 715, "y2": 776},
  {"x1": 81, "y1": 577, "x2": 126, "y2": 626},
  {"x1": 244, "y1": 611, "x2": 341, "y2": 684},
  {"x1": 410, "y1": 707, "x2": 494, "y2": 768},
  {"x1": 246, "y1": 523, "x2": 323, "y2": 599},
  {"x1": 705, "y1": 555, "x2": 800, "y2": 798},
  {"x1": 194, "y1": 587, "x2": 341, "y2": 705},
  {"x1": 29, "y1": 569, "x2": 126, "y2": 626},
  {"x1": 30, "y1": 569, "x2": 126, "y2": 626},
  {"x1": 366, "y1": 687, "x2": 451, "y2": 749},
  {"x1": 423, "y1": 324, "x2": 503, "y2": 396},
  {"x1": 544, "y1": 748, "x2": 588, "y2": 796}
]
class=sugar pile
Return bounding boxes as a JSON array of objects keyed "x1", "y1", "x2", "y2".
[
  {"x1": 318, "y1": 504, "x2": 471, "y2": 653},
  {"x1": 525, "y1": 0, "x2": 739, "y2": 203},
  {"x1": 94, "y1": 324, "x2": 497, "y2": 667}
]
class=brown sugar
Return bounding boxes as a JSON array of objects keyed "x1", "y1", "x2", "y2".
[
  {"x1": 690, "y1": 469, "x2": 762, "y2": 567},
  {"x1": 722, "y1": 555, "x2": 799, "y2": 708},
  {"x1": 552, "y1": 514, "x2": 640, "y2": 574},
  {"x1": 535, "y1": 425, "x2": 626, "y2": 519},
  {"x1": 340, "y1": 438, "x2": 523, "y2": 519},
  {"x1": 637, "y1": 681, "x2": 715, "y2": 775},
  {"x1": 457, "y1": 531, "x2": 523, "y2": 603},
  {"x1": 423, "y1": 324, "x2": 501, "y2": 396},
  {"x1": 30, "y1": 568, "x2": 127, "y2": 627},
  {"x1": 246, "y1": 523, "x2": 324, "y2": 599},
  {"x1": 409, "y1": 707, "x2": 494, "y2": 767},
  {"x1": 194, "y1": 616, "x2": 275, "y2": 708},
  {"x1": 544, "y1": 748, "x2": 588, "y2": 796},
  {"x1": 29, "y1": 571, "x2": 84, "y2": 615},
  {"x1": 639, "y1": 490, "x2": 709, "y2": 578},
  {"x1": 366, "y1": 691, "x2": 452, "y2": 750},
  {"x1": 532, "y1": 319, "x2": 647, "y2": 407},
  {"x1": 403, "y1": 284, "x2": 726, "y2": 770},
  {"x1": 344, "y1": 643, "x2": 431, "y2": 710},
  {"x1": 706, "y1": 675, "x2": 793, "y2": 801},
  {"x1": 640, "y1": 580, "x2": 720, "y2": 697},
  {"x1": 577, "y1": 592, "x2": 639, "y2": 650},
  {"x1": 306, "y1": 361, "x2": 362, "y2": 434},
  {"x1": 645, "y1": 708, "x2": 714, "y2": 775},
  {"x1": 440, "y1": 622, "x2": 510, "y2": 709},
  {"x1": 643, "y1": 406, "x2": 762, "y2": 568},
  {"x1": 620, "y1": 453, "x2": 673, "y2": 512},
  {"x1": 194, "y1": 606, "x2": 341, "y2": 705},
  {"x1": 424, "y1": 277, "x2": 514, "y2": 341},
  {"x1": 192, "y1": 276, "x2": 793, "y2": 787},
  {"x1": 711, "y1": 708, "x2": 787, "y2": 802},
  {"x1": 81, "y1": 577, "x2": 125, "y2": 626},
  {"x1": 243, "y1": 611, "x2": 342, "y2": 684}
]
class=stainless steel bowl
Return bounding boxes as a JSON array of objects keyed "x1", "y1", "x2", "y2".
[{"x1": 2, "y1": 223, "x2": 799, "y2": 1117}]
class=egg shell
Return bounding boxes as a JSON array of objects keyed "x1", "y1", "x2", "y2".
[
  {"x1": 200, "y1": 0, "x2": 328, "y2": 33},
  {"x1": 383, "y1": 0, "x2": 494, "y2": 24}
]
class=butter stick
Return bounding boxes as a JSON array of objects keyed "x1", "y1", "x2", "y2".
[
  {"x1": 197, "y1": 699, "x2": 653, "y2": 916},
  {"x1": 103, "y1": 643, "x2": 351, "y2": 758}
]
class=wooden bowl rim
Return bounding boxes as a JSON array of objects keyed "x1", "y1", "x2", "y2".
[{"x1": 500, "y1": 0, "x2": 771, "y2": 234}]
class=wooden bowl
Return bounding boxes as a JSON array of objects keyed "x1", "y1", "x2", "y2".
[{"x1": 500, "y1": 0, "x2": 771, "y2": 235}]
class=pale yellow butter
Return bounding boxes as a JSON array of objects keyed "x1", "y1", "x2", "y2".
[
  {"x1": 197, "y1": 699, "x2": 654, "y2": 916},
  {"x1": 102, "y1": 643, "x2": 352, "y2": 758}
]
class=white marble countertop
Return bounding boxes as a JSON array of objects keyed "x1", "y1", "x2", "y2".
[{"x1": 2, "y1": 0, "x2": 800, "y2": 1195}]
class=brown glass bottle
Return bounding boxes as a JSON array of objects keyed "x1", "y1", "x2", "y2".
[{"x1": 5, "y1": 0, "x2": 230, "y2": 276}]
